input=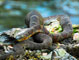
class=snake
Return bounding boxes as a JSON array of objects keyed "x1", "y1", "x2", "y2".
[{"x1": 16, "y1": 10, "x2": 73, "y2": 43}]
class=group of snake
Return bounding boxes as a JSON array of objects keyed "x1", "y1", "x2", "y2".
[{"x1": 0, "y1": 10, "x2": 73, "y2": 59}]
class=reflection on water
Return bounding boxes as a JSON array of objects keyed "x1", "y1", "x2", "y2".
[
  {"x1": 0, "y1": 0, "x2": 79, "y2": 32},
  {"x1": 70, "y1": 16, "x2": 79, "y2": 24}
]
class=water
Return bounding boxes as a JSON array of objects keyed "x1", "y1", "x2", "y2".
[{"x1": 0, "y1": 0, "x2": 79, "y2": 32}]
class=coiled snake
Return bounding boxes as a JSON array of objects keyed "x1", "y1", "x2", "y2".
[{"x1": 23, "y1": 10, "x2": 73, "y2": 43}]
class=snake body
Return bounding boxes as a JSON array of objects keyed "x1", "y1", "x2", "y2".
[
  {"x1": 16, "y1": 10, "x2": 73, "y2": 43},
  {"x1": 17, "y1": 25, "x2": 43, "y2": 42},
  {"x1": 23, "y1": 11, "x2": 73, "y2": 43}
]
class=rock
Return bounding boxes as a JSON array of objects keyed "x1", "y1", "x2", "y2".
[
  {"x1": 40, "y1": 48, "x2": 77, "y2": 60},
  {"x1": 53, "y1": 48, "x2": 77, "y2": 60},
  {"x1": 40, "y1": 52, "x2": 52, "y2": 60},
  {"x1": 4, "y1": 28, "x2": 25, "y2": 37},
  {"x1": 42, "y1": 53, "x2": 48, "y2": 56},
  {"x1": 73, "y1": 33, "x2": 79, "y2": 41}
]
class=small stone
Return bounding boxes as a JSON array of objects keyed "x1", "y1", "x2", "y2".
[
  {"x1": 73, "y1": 33, "x2": 79, "y2": 40},
  {"x1": 8, "y1": 45, "x2": 13, "y2": 49},
  {"x1": 42, "y1": 53, "x2": 47, "y2": 56}
]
